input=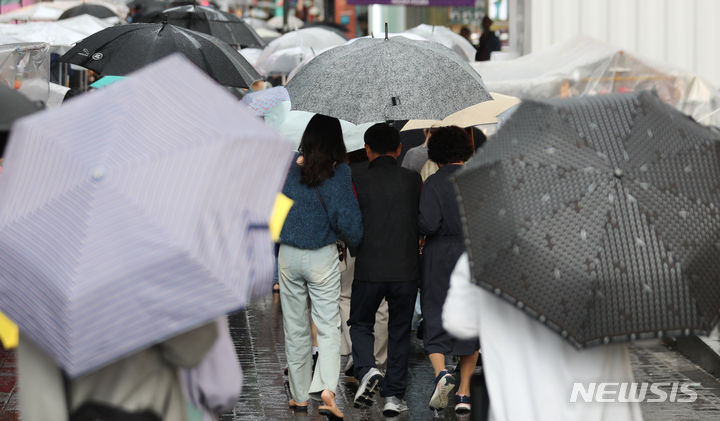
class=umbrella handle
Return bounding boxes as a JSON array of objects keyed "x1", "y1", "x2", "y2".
[{"x1": 385, "y1": 22, "x2": 388, "y2": 40}]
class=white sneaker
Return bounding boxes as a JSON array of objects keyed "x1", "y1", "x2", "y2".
[
  {"x1": 353, "y1": 367, "x2": 383, "y2": 408},
  {"x1": 383, "y1": 396, "x2": 409, "y2": 417},
  {"x1": 429, "y1": 370, "x2": 456, "y2": 410}
]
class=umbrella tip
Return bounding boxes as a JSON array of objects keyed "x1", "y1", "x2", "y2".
[{"x1": 384, "y1": 22, "x2": 388, "y2": 40}]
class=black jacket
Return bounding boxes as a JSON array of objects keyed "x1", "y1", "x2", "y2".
[{"x1": 352, "y1": 156, "x2": 422, "y2": 282}]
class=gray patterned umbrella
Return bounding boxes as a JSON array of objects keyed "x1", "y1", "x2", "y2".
[
  {"x1": 453, "y1": 91, "x2": 720, "y2": 348},
  {"x1": 286, "y1": 36, "x2": 491, "y2": 124}
]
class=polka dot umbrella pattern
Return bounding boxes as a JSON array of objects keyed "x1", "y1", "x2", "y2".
[{"x1": 453, "y1": 91, "x2": 720, "y2": 348}]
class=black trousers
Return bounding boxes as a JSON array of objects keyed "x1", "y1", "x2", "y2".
[{"x1": 348, "y1": 279, "x2": 417, "y2": 398}]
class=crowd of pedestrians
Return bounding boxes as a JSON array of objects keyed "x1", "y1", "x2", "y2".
[{"x1": 277, "y1": 116, "x2": 480, "y2": 419}]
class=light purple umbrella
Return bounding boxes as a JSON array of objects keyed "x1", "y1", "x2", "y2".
[{"x1": 0, "y1": 54, "x2": 295, "y2": 377}]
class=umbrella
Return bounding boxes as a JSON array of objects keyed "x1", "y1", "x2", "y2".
[
  {"x1": 453, "y1": 91, "x2": 720, "y2": 348},
  {"x1": 0, "y1": 84, "x2": 44, "y2": 132},
  {"x1": 0, "y1": 54, "x2": 295, "y2": 376},
  {"x1": 255, "y1": 28, "x2": 345, "y2": 76},
  {"x1": 147, "y1": 5, "x2": 266, "y2": 48},
  {"x1": 405, "y1": 24, "x2": 476, "y2": 62},
  {"x1": 242, "y1": 17, "x2": 272, "y2": 30},
  {"x1": 401, "y1": 92, "x2": 520, "y2": 131},
  {"x1": 267, "y1": 15, "x2": 303, "y2": 30},
  {"x1": 286, "y1": 35, "x2": 491, "y2": 124},
  {"x1": 60, "y1": 23, "x2": 261, "y2": 88},
  {"x1": 242, "y1": 86, "x2": 290, "y2": 117},
  {"x1": 303, "y1": 21, "x2": 348, "y2": 38},
  {"x1": 58, "y1": 4, "x2": 117, "y2": 19},
  {"x1": 264, "y1": 101, "x2": 375, "y2": 152},
  {"x1": 256, "y1": 46, "x2": 315, "y2": 76}
]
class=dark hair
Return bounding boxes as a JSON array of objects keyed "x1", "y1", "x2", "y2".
[
  {"x1": 364, "y1": 123, "x2": 400, "y2": 154},
  {"x1": 298, "y1": 114, "x2": 346, "y2": 187},
  {"x1": 427, "y1": 126, "x2": 473, "y2": 165}
]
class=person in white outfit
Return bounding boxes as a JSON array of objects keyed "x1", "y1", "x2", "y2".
[{"x1": 443, "y1": 253, "x2": 644, "y2": 421}]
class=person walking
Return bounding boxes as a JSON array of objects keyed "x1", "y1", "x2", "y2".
[
  {"x1": 349, "y1": 123, "x2": 422, "y2": 416},
  {"x1": 475, "y1": 16, "x2": 501, "y2": 61},
  {"x1": 278, "y1": 114, "x2": 363, "y2": 420},
  {"x1": 418, "y1": 126, "x2": 479, "y2": 414}
]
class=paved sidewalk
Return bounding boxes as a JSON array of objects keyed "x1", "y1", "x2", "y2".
[{"x1": 3, "y1": 292, "x2": 720, "y2": 421}]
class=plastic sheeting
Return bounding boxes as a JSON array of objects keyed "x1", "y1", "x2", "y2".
[
  {"x1": 404, "y1": 24, "x2": 476, "y2": 62},
  {"x1": 472, "y1": 36, "x2": 720, "y2": 127},
  {"x1": 0, "y1": 43, "x2": 50, "y2": 104},
  {"x1": 0, "y1": 14, "x2": 113, "y2": 54}
]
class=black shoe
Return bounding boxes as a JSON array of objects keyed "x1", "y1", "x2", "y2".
[{"x1": 416, "y1": 319, "x2": 424, "y2": 340}]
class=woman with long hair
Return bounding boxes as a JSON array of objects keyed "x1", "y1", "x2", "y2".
[{"x1": 278, "y1": 114, "x2": 363, "y2": 420}]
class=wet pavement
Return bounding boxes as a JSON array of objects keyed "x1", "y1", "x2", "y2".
[{"x1": 2, "y1": 291, "x2": 720, "y2": 420}]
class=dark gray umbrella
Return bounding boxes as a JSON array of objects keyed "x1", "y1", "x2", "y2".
[
  {"x1": 59, "y1": 23, "x2": 260, "y2": 88},
  {"x1": 58, "y1": 4, "x2": 117, "y2": 20},
  {"x1": 453, "y1": 91, "x2": 720, "y2": 348},
  {"x1": 145, "y1": 5, "x2": 266, "y2": 48},
  {"x1": 286, "y1": 35, "x2": 491, "y2": 124},
  {"x1": 0, "y1": 85, "x2": 44, "y2": 157}
]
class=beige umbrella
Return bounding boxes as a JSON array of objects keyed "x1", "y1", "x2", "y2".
[{"x1": 401, "y1": 92, "x2": 520, "y2": 131}]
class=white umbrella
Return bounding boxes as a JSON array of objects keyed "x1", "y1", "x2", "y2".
[
  {"x1": 0, "y1": 15, "x2": 113, "y2": 54},
  {"x1": 239, "y1": 47, "x2": 263, "y2": 67},
  {"x1": 0, "y1": 1, "x2": 127, "y2": 23},
  {"x1": 267, "y1": 15, "x2": 303, "y2": 30},
  {"x1": 265, "y1": 101, "x2": 374, "y2": 152},
  {"x1": 256, "y1": 27, "x2": 345, "y2": 76},
  {"x1": 405, "y1": 24, "x2": 476, "y2": 62},
  {"x1": 0, "y1": 55, "x2": 295, "y2": 377}
]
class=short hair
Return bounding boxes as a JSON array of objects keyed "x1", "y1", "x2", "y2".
[
  {"x1": 427, "y1": 126, "x2": 473, "y2": 165},
  {"x1": 364, "y1": 123, "x2": 400, "y2": 154}
]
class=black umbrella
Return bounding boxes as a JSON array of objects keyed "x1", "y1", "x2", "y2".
[
  {"x1": 453, "y1": 91, "x2": 720, "y2": 348},
  {"x1": 144, "y1": 5, "x2": 266, "y2": 48},
  {"x1": 58, "y1": 4, "x2": 117, "y2": 20},
  {"x1": 59, "y1": 23, "x2": 261, "y2": 88},
  {"x1": 0, "y1": 85, "x2": 43, "y2": 156}
]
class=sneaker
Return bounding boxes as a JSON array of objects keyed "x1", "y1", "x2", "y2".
[
  {"x1": 428, "y1": 370, "x2": 455, "y2": 410},
  {"x1": 383, "y1": 396, "x2": 409, "y2": 417},
  {"x1": 455, "y1": 394, "x2": 471, "y2": 414},
  {"x1": 353, "y1": 367, "x2": 383, "y2": 408}
]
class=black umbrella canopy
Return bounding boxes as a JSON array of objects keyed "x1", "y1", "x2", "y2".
[
  {"x1": 58, "y1": 4, "x2": 117, "y2": 19},
  {"x1": 60, "y1": 23, "x2": 261, "y2": 88},
  {"x1": 146, "y1": 5, "x2": 266, "y2": 48},
  {"x1": 453, "y1": 91, "x2": 720, "y2": 348}
]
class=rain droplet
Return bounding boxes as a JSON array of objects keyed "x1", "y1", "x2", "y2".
[
  {"x1": 608, "y1": 193, "x2": 615, "y2": 203},
  {"x1": 542, "y1": 194, "x2": 551, "y2": 203},
  {"x1": 589, "y1": 122, "x2": 599, "y2": 130},
  {"x1": 561, "y1": 330, "x2": 568, "y2": 337},
  {"x1": 583, "y1": 166, "x2": 595, "y2": 174},
  {"x1": 647, "y1": 129, "x2": 653, "y2": 138},
  {"x1": 643, "y1": 283, "x2": 653, "y2": 293},
  {"x1": 494, "y1": 288, "x2": 501, "y2": 295},
  {"x1": 588, "y1": 183, "x2": 597, "y2": 193},
  {"x1": 614, "y1": 168, "x2": 624, "y2": 177},
  {"x1": 489, "y1": 170, "x2": 497, "y2": 177},
  {"x1": 679, "y1": 210, "x2": 689, "y2": 219},
  {"x1": 627, "y1": 194, "x2": 637, "y2": 203},
  {"x1": 539, "y1": 315, "x2": 547, "y2": 322},
  {"x1": 630, "y1": 333, "x2": 637, "y2": 341},
  {"x1": 498, "y1": 208, "x2": 507, "y2": 217},
  {"x1": 636, "y1": 238, "x2": 646, "y2": 247},
  {"x1": 511, "y1": 138, "x2": 519, "y2": 145},
  {"x1": 517, "y1": 301, "x2": 524, "y2": 309},
  {"x1": 684, "y1": 165, "x2": 692, "y2": 173},
  {"x1": 545, "y1": 147, "x2": 556, "y2": 155},
  {"x1": 623, "y1": 151, "x2": 630, "y2": 161},
  {"x1": 512, "y1": 245, "x2": 520, "y2": 255},
  {"x1": 603, "y1": 337, "x2": 610, "y2": 344},
  {"x1": 554, "y1": 268, "x2": 561, "y2": 279},
  {"x1": 91, "y1": 166, "x2": 106, "y2": 181},
  {"x1": 640, "y1": 182, "x2": 650, "y2": 190},
  {"x1": 580, "y1": 230, "x2": 588, "y2": 240},
  {"x1": 596, "y1": 151, "x2": 608, "y2": 160},
  {"x1": 639, "y1": 164, "x2": 648, "y2": 172}
]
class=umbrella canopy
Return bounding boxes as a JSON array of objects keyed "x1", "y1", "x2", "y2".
[
  {"x1": 256, "y1": 46, "x2": 315, "y2": 76},
  {"x1": 0, "y1": 54, "x2": 295, "y2": 376},
  {"x1": 0, "y1": 15, "x2": 113, "y2": 54},
  {"x1": 147, "y1": 5, "x2": 266, "y2": 48},
  {"x1": 0, "y1": 1, "x2": 127, "y2": 23},
  {"x1": 58, "y1": 4, "x2": 117, "y2": 19},
  {"x1": 242, "y1": 86, "x2": 290, "y2": 117},
  {"x1": 255, "y1": 27, "x2": 345, "y2": 76},
  {"x1": 242, "y1": 16, "x2": 272, "y2": 30},
  {"x1": 405, "y1": 24, "x2": 476, "y2": 62},
  {"x1": 267, "y1": 15, "x2": 303, "y2": 30},
  {"x1": 60, "y1": 23, "x2": 261, "y2": 88},
  {"x1": 286, "y1": 36, "x2": 491, "y2": 124},
  {"x1": 401, "y1": 92, "x2": 520, "y2": 130},
  {"x1": 0, "y1": 84, "x2": 44, "y2": 132},
  {"x1": 453, "y1": 91, "x2": 720, "y2": 348}
]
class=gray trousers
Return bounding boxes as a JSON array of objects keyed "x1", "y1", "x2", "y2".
[{"x1": 279, "y1": 244, "x2": 342, "y2": 401}]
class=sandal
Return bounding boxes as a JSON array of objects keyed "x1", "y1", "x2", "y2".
[
  {"x1": 318, "y1": 405, "x2": 344, "y2": 420},
  {"x1": 289, "y1": 399, "x2": 308, "y2": 411}
]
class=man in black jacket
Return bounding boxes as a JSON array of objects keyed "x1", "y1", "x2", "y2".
[{"x1": 349, "y1": 123, "x2": 422, "y2": 416}]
